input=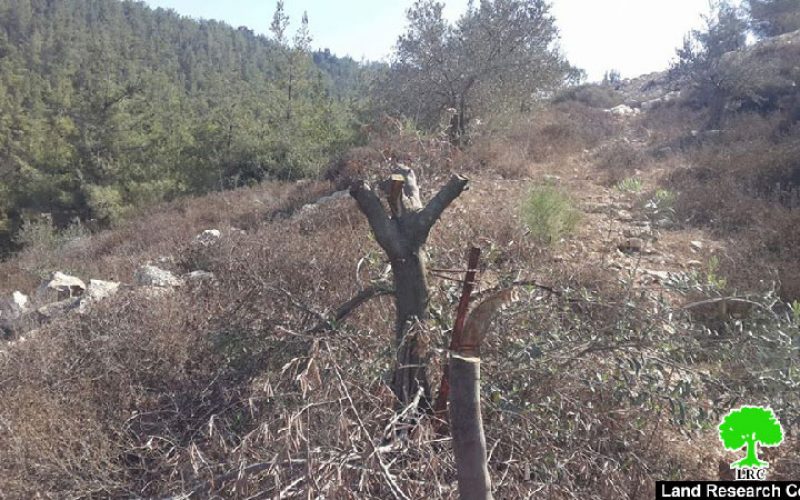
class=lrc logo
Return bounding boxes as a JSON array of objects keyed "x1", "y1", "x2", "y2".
[
  {"x1": 735, "y1": 468, "x2": 767, "y2": 480},
  {"x1": 718, "y1": 406, "x2": 784, "y2": 480}
]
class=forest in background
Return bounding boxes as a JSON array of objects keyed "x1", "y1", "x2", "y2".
[
  {"x1": 0, "y1": 0, "x2": 576, "y2": 255},
  {"x1": 0, "y1": 0, "x2": 376, "y2": 252}
]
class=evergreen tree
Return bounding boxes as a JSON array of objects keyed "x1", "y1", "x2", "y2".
[{"x1": 0, "y1": 0, "x2": 369, "y2": 252}]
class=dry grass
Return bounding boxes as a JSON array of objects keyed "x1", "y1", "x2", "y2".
[
  {"x1": 667, "y1": 113, "x2": 800, "y2": 298},
  {"x1": 466, "y1": 102, "x2": 621, "y2": 180},
  {"x1": 2, "y1": 92, "x2": 800, "y2": 498},
  {"x1": 0, "y1": 180, "x2": 332, "y2": 297}
]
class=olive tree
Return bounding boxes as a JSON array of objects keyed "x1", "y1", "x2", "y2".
[{"x1": 379, "y1": 0, "x2": 573, "y2": 143}]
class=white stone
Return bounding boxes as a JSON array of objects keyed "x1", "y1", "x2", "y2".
[
  {"x1": 36, "y1": 272, "x2": 86, "y2": 302},
  {"x1": 134, "y1": 265, "x2": 182, "y2": 288},
  {"x1": 86, "y1": 279, "x2": 120, "y2": 301},
  {"x1": 187, "y1": 270, "x2": 216, "y2": 282},
  {"x1": 644, "y1": 270, "x2": 671, "y2": 282},
  {"x1": 316, "y1": 190, "x2": 350, "y2": 205},
  {"x1": 76, "y1": 279, "x2": 121, "y2": 314},
  {"x1": 12, "y1": 291, "x2": 29, "y2": 312},
  {"x1": 608, "y1": 104, "x2": 640, "y2": 117}
]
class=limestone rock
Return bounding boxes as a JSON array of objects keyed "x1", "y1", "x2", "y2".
[
  {"x1": 187, "y1": 270, "x2": 216, "y2": 282},
  {"x1": 77, "y1": 279, "x2": 121, "y2": 313},
  {"x1": 12, "y1": 291, "x2": 29, "y2": 311},
  {"x1": 616, "y1": 209, "x2": 634, "y2": 222},
  {"x1": 87, "y1": 279, "x2": 120, "y2": 301},
  {"x1": 315, "y1": 190, "x2": 350, "y2": 205},
  {"x1": 608, "y1": 104, "x2": 640, "y2": 117},
  {"x1": 644, "y1": 269, "x2": 671, "y2": 282},
  {"x1": 134, "y1": 265, "x2": 182, "y2": 288},
  {"x1": 36, "y1": 272, "x2": 86, "y2": 303},
  {"x1": 1, "y1": 292, "x2": 29, "y2": 321}
]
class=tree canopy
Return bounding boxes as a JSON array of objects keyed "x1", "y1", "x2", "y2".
[
  {"x1": 668, "y1": 1, "x2": 748, "y2": 124},
  {"x1": 378, "y1": 0, "x2": 576, "y2": 142}
]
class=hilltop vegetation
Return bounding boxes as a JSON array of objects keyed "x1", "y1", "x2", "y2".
[{"x1": 0, "y1": 0, "x2": 370, "y2": 252}]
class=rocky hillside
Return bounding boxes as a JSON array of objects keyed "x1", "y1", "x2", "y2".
[{"x1": 1, "y1": 31, "x2": 800, "y2": 500}]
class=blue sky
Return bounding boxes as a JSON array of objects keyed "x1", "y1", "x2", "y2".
[{"x1": 143, "y1": 0, "x2": 720, "y2": 80}]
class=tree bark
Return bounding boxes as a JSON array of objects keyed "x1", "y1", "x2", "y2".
[
  {"x1": 350, "y1": 166, "x2": 469, "y2": 407},
  {"x1": 449, "y1": 290, "x2": 517, "y2": 500},
  {"x1": 450, "y1": 354, "x2": 493, "y2": 500},
  {"x1": 391, "y1": 251, "x2": 432, "y2": 405},
  {"x1": 434, "y1": 246, "x2": 481, "y2": 427}
]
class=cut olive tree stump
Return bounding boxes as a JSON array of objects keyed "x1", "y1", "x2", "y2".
[
  {"x1": 350, "y1": 166, "x2": 469, "y2": 407},
  {"x1": 450, "y1": 289, "x2": 517, "y2": 500}
]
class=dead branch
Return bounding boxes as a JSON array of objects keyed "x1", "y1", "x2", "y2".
[
  {"x1": 305, "y1": 282, "x2": 394, "y2": 334},
  {"x1": 680, "y1": 296, "x2": 779, "y2": 321},
  {"x1": 472, "y1": 279, "x2": 561, "y2": 301},
  {"x1": 327, "y1": 342, "x2": 411, "y2": 500}
]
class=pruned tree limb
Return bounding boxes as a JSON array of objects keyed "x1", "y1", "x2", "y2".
[
  {"x1": 415, "y1": 174, "x2": 469, "y2": 241},
  {"x1": 350, "y1": 181, "x2": 403, "y2": 258},
  {"x1": 387, "y1": 176, "x2": 405, "y2": 218},
  {"x1": 350, "y1": 167, "x2": 469, "y2": 407},
  {"x1": 449, "y1": 289, "x2": 517, "y2": 500},
  {"x1": 434, "y1": 246, "x2": 481, "y2": 427}
]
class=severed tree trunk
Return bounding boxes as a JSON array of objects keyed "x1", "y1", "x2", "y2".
[
  {"x1": 450, "y1": 289, "x2": 516, "y2": 500},
  {"x1": 450, "y1": 355, "x2": 492, "y2": 500},
  {"x1": 350, "y1": 166, "x2": 469, "y2": 407}
]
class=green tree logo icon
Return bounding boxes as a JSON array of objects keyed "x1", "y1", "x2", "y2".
[{"x1": 719, "y1": 406, "x2": 784, "y2": 469}]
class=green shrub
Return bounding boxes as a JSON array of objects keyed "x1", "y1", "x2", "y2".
[
  {"x1": 616, "y1": 177, "x2": 644, "y2": 193},
  {"x1": 85, "y1": 184, "x2": 129, "y2": 226},
  {"x1": 706, "y1": 256, "x2": 728, "y2": 291},
  {"x1": 521, "y1": 186, "x2": 581, "y2": 244},
  {"x1": 13, "y1": 215, "x2": 88, "y2": 251},
  {"x1": 644, "y1": 189, "x2": 678, "y2": 227}
]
